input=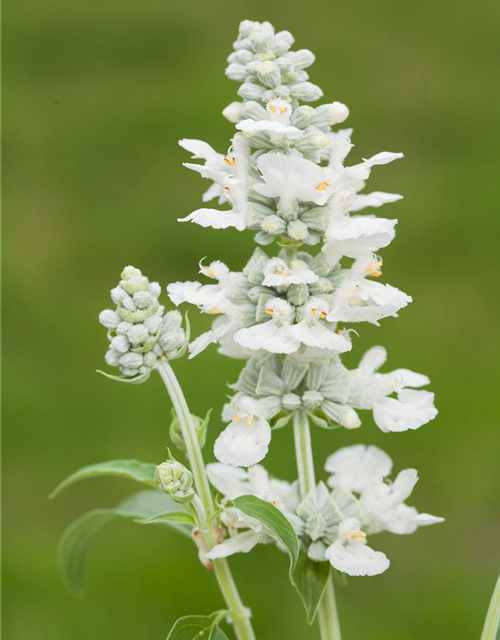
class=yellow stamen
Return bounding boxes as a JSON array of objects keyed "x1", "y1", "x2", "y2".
[
  {"x1": 205, "y1": 268, "x2": 215, "y2": 276},
  {"x1": 365, "y1": 261, "x2": 383, "y2": 278},
  {"x1": 232, "y1": 415, "x2": 241, "y2": 422},
  {"x1": 279, "y1": 310, "x2": 286, "y2": 316},
  {"x1": 224, "y1": 157, "x2": 231, "y2": 166},
  {"x1": 246, "y1": 415, "x2": 254, "y2": 427},
  {"x1": 265, "y1": 307, "x2": 274, "y2": 315},
  {"x1": 280, "y1": 107, "x2": 288, "y2": 114},
  {"x1": 269, "y1": 105, "x2": 277, "y2": 113},
  {"x1": 277, "y1": 269, "x2": 289, "y2": 277},
  {"x1": 320, "y1": 311, "x2": 327, "y2": 319},
  {"x1": 209, "y1": 308, "x2": 221, "y2": 314},
  {"x1": 345, "y1": 530, "x2": 367, "y2": 540},
  {"x1": 316, "y1": 180, "x2": 331, "y2": 192},
  {"x1": 311, "y1": 308, "x2": 317, "y2": 316}
]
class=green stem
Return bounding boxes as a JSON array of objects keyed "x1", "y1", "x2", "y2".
[
  {"x1": 157, "y1": 360, "x2": 256, "y2": 640},
  {"x1": 481, "y1": 572, "x2": 500, "y2": 640},
  {"x1": 293, "y1": 411, "x2": 342, "y2": 640}
]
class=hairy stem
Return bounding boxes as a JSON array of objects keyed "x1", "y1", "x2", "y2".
[
  {"x1": 158, "y1": 360, "x2": 256, "y2": 640},
  {"x1": 481, "y1": 572, "x2": 500, "y2": 640},
  {"x1": 293, "y1": 411, "x2": 342, "y2": 640}
]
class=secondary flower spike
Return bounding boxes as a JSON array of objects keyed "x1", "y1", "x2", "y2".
[{"x1": 169, "y1": 18, "x2": 438, "y2": 468}]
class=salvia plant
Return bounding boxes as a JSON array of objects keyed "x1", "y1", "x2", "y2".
[{"x1": 53, "y1": 19, "x2": 462, "y2": 640}]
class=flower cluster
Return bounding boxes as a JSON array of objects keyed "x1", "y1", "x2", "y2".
[
  {"x1": 169, "y1": 19, "x2": 437, "y2": 467},
  {"x1": 206, "y1": 445, "x2": 443, "y2": 577},
  {"x1": 99, "y1": 266, "x2": 186, "y2": 381}
]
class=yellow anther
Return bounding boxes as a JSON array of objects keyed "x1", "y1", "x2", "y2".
[
  {"x1": 320, "y1": 311, "x2": 327, "y2": 319},
  {"x1": 232, "y1": 415, "x2": 241, "y2": 422},
  {"x1": 365, "y1": 261, "x2": 383, "y2": 278},
  {"x1": 368, "y1": 270, "x2": 382, "y2": 278},
  {"x1": 279, "y1": 310, "x2": 286, "y2": 316},
  {"x1": 205, "y1": 268, "x2": 215, "y2": 276},
  {"x1": 311, "y1": 308, "x2": 317, "y2": 316},
  {"x1": 315, "y1": 180, "x2": 331, "y2": 192},
  {"x1": 269, "y1": 104, "x2": 277, "y2": 113},
  {"x1": 337, "y1": 329, "x2": 343, "y2": 334},
  {"x1": 209, "y1": 308, "x2": 221, "y2": 314},
  {"x1": 246, "y1": 415, "x2": 254, "y2": 427},
  {"x1": 345, "y1": 530, "x2": 367, "y2": 540},
  {"x1": 280, "y1": 107, "x2": 288, "y2": 114},
  {"x1": 224, "y1": 157, "x2": 231, "y2": 166},
  {"x1": 276, "y1": 269, "x2": 289, "y2": 277},
  {"x1": 265, "y1": 307, "x2": 274, "y2": 315}
]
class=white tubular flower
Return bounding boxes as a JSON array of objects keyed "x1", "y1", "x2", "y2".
[
  {"x1": 234, "y1": 298, "x2": 300, "y2": 355},
  {"x1": 348, "y1": 346, "x2": 438, "y2": 432},
  {"x1": 325, "y1": 517, "x2": 390, "y2": 577},
  {"x1": 206, "y1": 462, "x2": 292, "y2": 559},
  {"x1": 325, "y1": 444, "x2": 393, "y2": 493},
  {"x1": 262, "y1": 257, "x2": 319, "y2": 286},
  {"x1": 327, "y1": 255, "x2": 412, "y2": 325},
  {"x1": 179, "y1": 134, "x2": 251, "y2": 231},
  {"x1": 167, "y1": 260, "x2": 232, "y2": 313},
  {"x1": 214, "y1": 396, "x2": 275, "y2": 467},
  {"x1": 253, "y1": 150, "x2": 331, "y2": 211},
  {"x1": 289, "y1": 298, "x2": 352, "y2": 353},
  {"x1": 323, "y1": 216, "x2": 398, "y2": 266},
  {"x1": 359, "y1": 469, "x2": 444, "y2": 535},
  {"x1": 207, "y1": 463, "x2": 291, "y2": 505}
]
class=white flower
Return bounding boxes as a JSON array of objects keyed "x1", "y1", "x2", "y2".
[
  {"x1": 214, "y1": 396, "x2": 275, "y2": 467},
  {"x1": 325, "y1": 444, "x2": 393, "y2": 493},
  {"x1": 325, "y1": 517, "x2": 390, "y2": 577},
  {"x1": 327, "y1": 255, "x2": 412, "y2": 325},
  {"x1": 374, "y1": 389, "x2": 438, "y2": 433},
  {"x1": 207, "y1": 463, "x2": 291, "y2": 505},
  {"x1": 167, "y1": 260, "x2": 231, "y2": 313},
  {"x1": 348, "y1": 346, "x2": 438, "y2": 432},
  {"x1": 262, "y1": 257, "x2": 319, "y2": 286},
  {"x1": 323, "y1": 216, "x2": 398, "y2": 265},
  {"x1": 359, "y1": 469, "x2": 444, "y2": 534},
  {"x1": 234, "y1": 298, "x2": 300, "y2": 354},
  {"x1": 253, "y1": 149, "x2": 331, "y2": 211},
  {"x1": 289, "y1": 298, "x2": 352, "y2": 353},
  {"x1": 206, "y1": 463, "x2": 292, "y2": 559},
  {"x1": 179, "y1": 134, "x2": 251, "y2": 230},
  {"x1": 348, "y1": 191, "x2": 403, "y2": 213}
]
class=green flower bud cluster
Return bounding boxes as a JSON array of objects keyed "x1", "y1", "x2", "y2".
[
  {"x1": 233, "y1": 352, "x2": 361, "y2": 430},
  {"x1": 99, "y1": 266, "x2": 186, "y2": 379},
  {"x1": 226, "y1": 20, "x2": 321, "y2": 106},
  {"x1": 155, "y1": 459, "x2": 195, "y2": 504}
]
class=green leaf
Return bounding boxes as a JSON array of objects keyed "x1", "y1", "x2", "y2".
[
  {"x1": 50, "y1": 459, "x2": 157, "y2": 499},
  {"x1": 136, "y1": 510, "x2": 196, "y2": 526},
  {"x1": 166, "y1": 611, "x2": 229, "y2": 640},
  {"x1": 58, "y1": 490, "x2": 189, "y2": 597},
  {"x1": 233, "y1": 494, "x2": 299, "y2": 583},
  {"x1": 96, "y1": 369, "x2": 151, "y2": 384},
  {"x1": 197, "y1": 408, "x2": 212, "y2": 449},
  {"x1": 293, "y1": 553, "x2": 331, "y2": 625}
]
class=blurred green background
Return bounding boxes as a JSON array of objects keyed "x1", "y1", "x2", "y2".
[{"x1": 3, "y1": 0, "x2": 499, "y2": 638}]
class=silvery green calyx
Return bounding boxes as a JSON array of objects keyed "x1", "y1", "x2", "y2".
[
  {"x1": 155, "y1": 458, "x2": 195, "y2": 504},
  {"x1": 99, "y1": 266, "x2": 187, "y2": 381}
]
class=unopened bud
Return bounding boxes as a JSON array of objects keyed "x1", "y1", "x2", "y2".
[{"x1": 155, "y1": 459, "x2": 195, "y2": 504}]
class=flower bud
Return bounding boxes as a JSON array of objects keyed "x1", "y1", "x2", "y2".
[
  {"x1": 241, "y1": 100, "x2": 267, "y2": 121},
  {"x1": 283, "y1": 393, "x2": 302, "y2": 411},
  {"x1": 290, "y1": 82, "x2": 323, "y2": 102},
  {"x1": 254, "y1": 61, "x2": 281, "y2": 88},
  {"x1": 155, "y1": 459, "x2": 195, "y2": 504},
  {"x1": 291, "y1": 105, "x2": 316, "y2": 129},
  {"x1": 302, "y1": 390, "x2": 324, "y2": 410},
  {"x1": 315, "y1": 101, "x2": 350, "y2": 128},
  {"x1": 270, "y1": 30, "x2": 294, "y2": 56},
  {"x1": 261, "y1": 215, "x2": 286, "y2": 235},
  {"x1": 222, "y1": 101, "x2": 243, "y2": 123},
  {"x1": 226, "y1": 63, "x2": 248, "y2": 82},
  {"x1": 238, "y1": 82, "x2": 265, "y2": 102},
  {"x1": 287, "y1": 220, "x2": 309, "y2": 241},
  {"x1": 287, "y1": 49, "x2": 315, "y2": 70},
  {"x1": 99, "y1": 309, "x2": 120, "y2": 330}
]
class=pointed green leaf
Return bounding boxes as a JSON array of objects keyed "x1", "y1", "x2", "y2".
[
  {"x1": 136, "y1": 510, "x2": 196, "y2": 526},
  {"x1": 293, "y1": 553, "x2": 331, "y2": 624},
  {"x1": 197, "y1": 408, "x2": 212, "y2": 449},
  {"x1": 50, "y1": 459, "x2": 157, "y2": 499},
  {"x1": 96, "y1": 369, "x2": 151, "y2": 384},
  {"x1": 58, "y1": 490, "x2": 189, "y2": 597},
  {"x1": 233, "y1": 494, "x2": 299, "y2": 583},
  {"x1": 166, "y1": 611, "x2": 230, "y2": 640}
]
